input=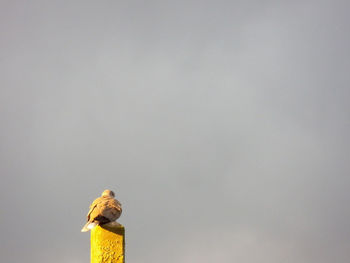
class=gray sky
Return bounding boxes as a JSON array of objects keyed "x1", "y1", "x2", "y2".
[{"x1": 1, "y1": 0, "x2": 349, "y2": 262}]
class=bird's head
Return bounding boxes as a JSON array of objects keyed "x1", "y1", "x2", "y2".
[{"x1": 102, "y1": 189, "x2": 115, "y2": 197}]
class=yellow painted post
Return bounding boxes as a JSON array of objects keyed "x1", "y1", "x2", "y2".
[{"x1": 91, "y1": 224, "x2": 125, "y2": 263}]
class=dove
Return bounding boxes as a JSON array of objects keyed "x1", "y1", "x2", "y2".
[{"x1": 81, "y1": 189, "x2": 122, "y2": 232}]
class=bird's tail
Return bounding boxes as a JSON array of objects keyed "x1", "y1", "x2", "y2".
[{"x1": 81, "y1": 222, "x2": 98, "y2": 232}]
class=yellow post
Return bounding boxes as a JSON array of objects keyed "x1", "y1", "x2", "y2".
[{"x1": 91, "y1": 223, "x2": 125, "y2": 263}]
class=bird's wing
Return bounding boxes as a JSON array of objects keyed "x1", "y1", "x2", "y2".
[
  {"x1": 100, "y1": 198, "x2": 122, "y2": 221},
  {"x1": 86, "y1": 197, "x2": 102, "y2": 221},
  {"x1": 112, "y1": 198, "x2": 122, "y2": 211}
]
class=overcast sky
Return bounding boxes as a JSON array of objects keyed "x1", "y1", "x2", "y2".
[{"x1": 1, "y1": 1, "x2": 350, "y2": 262}]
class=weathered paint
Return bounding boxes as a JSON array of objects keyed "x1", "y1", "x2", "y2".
[{"x1": 91, "y1": 224, "x2": 125, "y2": 263}]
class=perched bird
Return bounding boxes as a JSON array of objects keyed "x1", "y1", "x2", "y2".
[{"x1": 81, "y1": 189, "x2": 122, "y2": 232}]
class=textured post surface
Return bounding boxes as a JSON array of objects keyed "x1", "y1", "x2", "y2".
[{"x1": 91, "y1": 224, "x2": 125, "y2": 263}]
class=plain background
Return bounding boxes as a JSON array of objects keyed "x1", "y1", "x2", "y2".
[{"x1": 1, "y1": 1, "x2": 349, "y2": 262}]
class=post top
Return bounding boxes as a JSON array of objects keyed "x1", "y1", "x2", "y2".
[{"x1": 97, "y1": 222, "x2": 125, "y2": 235}]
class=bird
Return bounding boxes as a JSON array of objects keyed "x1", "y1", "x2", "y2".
[{"x1": 81, "y1": 189, "x2": 122, "y2": 232}]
